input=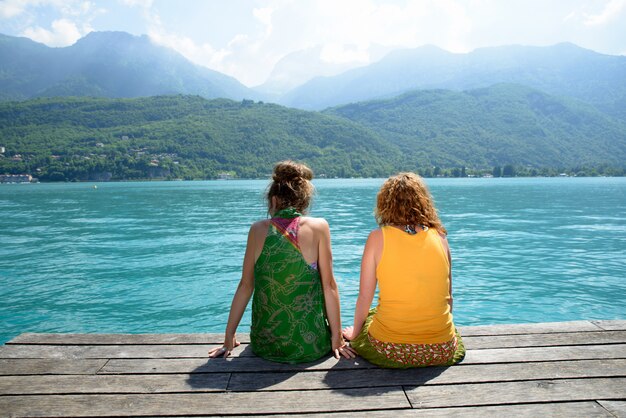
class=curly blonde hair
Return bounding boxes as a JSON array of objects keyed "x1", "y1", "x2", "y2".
[
  {"x1": 267, "y1": 160, "x2": 314, "y2": 213},
  {"x1": 375, "y1": 172, "x2": 447, "y2": 234}
]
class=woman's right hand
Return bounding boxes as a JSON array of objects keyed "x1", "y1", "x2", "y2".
[
  {"x1": 332, "y1": 333, "x2": 357, "y2": 359},
  {"x1": 208, "y1": 335, "x2": 240, "y2": 358}
]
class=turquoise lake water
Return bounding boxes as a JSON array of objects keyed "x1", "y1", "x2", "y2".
[{"x1": 1, "y1": 177, "x2": 625, "y2": 344}]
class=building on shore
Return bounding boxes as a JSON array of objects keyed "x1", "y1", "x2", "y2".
[{"x1": 0, "y1": 174, "x2": 34, "y2": 183}]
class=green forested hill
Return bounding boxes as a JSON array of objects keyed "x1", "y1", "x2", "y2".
[
  {"x1": 1, "y1": 86, "x2": 624, "y2": 182},
  {"x1": 0, "y1": 95, "x2": 399, "y2": 181},
  {"x1": 325, "y1": 84, "x2": 626, "y2": 171}
]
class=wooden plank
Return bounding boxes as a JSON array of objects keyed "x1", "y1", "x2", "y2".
[
  {"x1": 463, "y1": 330, "x2": 626, "y2": 349},
  {"x1": 100, "y1": 356, "x2": 371, "y2": 374},
  {"x1": 465, "y1": 343, "x2": 626, "y2": 364},
  {"x1": 0, "y1": 387, "x2": 410, "y2": 417},
  {"x1": 6, "y1": 333, "x2": 251, "y2": 345},
  {"x1": 0, "y1": 343, "x2": 253, "y2": 359},
  {"x1": 598, "y1": 400, "x2": 626, "y2": 417},
  {"x1": 0, "y1": 373, "x2": 230, "y2": 395},
  {"x1": 404, "y1": 377, "x2": 626, "y2": 408},
  {"x1": 592, "y1": 320, "x2": 626, "y2": 331},
  {"x1": 4, "y1": 358, "x2": 621, "y2": 394},
  {"x1": 3, "y1": 333, "x2": 623, "y2": 360},
  {"x1": 458, "y1": 321, "x2": 602, "y2": 336},
  {"x1": 227, "y1": 358, "x2": 626, "y2": 391},
  {"x1": 100, "y1": 343, "x2": 626, "y2": 374},
  {"x1": 0, "y1": 359, "x2": 107, "y2": 376},
  {"x1": 4, "y1": 331, "x2": 623, "y2": 357},
  {"x1": 11, "y1": 320, "x2": 623, "y2": 345},
  {"x1": 8, "y1": 321, "x2": 622, "y2": 345},
  {"x1": 289, "y1": 401, "x2": 614, "y2": 417}
]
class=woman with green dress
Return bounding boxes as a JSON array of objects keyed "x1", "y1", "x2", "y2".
[{"x1": 209, "y1": 161, "x2": 356, "y2": 362}]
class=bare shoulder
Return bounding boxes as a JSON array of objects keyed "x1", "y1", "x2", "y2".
[
  {"x1": 434, "y1": 228, "x2": 448, "y2": 242},
  {"x1": 250, "y1": 219, "x2": 270, "y2": 235},
  {"x1": 300, "y1": 216, "x2": 329, "y2": 231},
  {"x1": 366, "y1": 228, "x2": 383, "y2": 246},
  {"x1": 435, "y1": 229, "x2": 450, "y2": 254}
]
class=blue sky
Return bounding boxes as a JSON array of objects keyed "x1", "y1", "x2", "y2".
[{"x1": 0, "y1": 0, "x2": 624, "y2": 87}]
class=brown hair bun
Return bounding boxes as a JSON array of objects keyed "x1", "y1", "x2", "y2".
[
  {"x1": 272, "y1": 161, "x2": 313, "y2": 183},
  {"x1": 267, "y1": 161, "x2": 314, "y2": 213}
]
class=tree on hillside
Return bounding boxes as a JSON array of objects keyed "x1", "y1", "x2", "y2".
[{"x1": 502, "y1": 165, "x2": 516, "y2": 177}]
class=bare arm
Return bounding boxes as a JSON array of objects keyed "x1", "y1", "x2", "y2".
[
  {"x1": 439, "y1": 232, "x2": 453, "y2": 312},
  {"x1": 344, "y1": 229, "x2": 380, "y2": 340},
  {"x1": 208, "y1": 224, "x2": 257, "y2": 358},
  {"x1": 317, "y1": 219, "x2": 355, "y2": 359}
]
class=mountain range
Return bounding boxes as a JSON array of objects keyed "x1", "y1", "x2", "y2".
[
  {"x1": 0, "y1": 31, "x2": 625, "y2": 179},
  {"x1": 281, "y1": 43, "x2": 626, "y2": 118},
  {"x1": 2, "y1": 32, "x2": 625, "y2": 119}
]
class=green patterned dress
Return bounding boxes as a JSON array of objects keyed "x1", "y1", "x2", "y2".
[{"x1": 250, "y1": 207, "x2": 331, "y2": 363}]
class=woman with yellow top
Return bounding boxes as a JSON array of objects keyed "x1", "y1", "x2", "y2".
[{"x1": 342, "y1": 172, "x2": 465, "y2": 368}]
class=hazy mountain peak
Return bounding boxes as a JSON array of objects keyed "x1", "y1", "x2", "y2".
[
  {"x1": 0, "y1": 31, "x2": 259, "y2": 101},
  {"x1": 280, "y1": 42, "x2": 626, "y2": 117},
  {"x1": 255, "y1": 43, "x2": 392, "y2": 97},
  {"x1": 77, "y1": 30, "x2": 140, "y2": 42}
]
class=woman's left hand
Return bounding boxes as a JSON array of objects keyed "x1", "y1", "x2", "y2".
[
  {"x1": 332, "y1": 334, "x2": 357, "y2": 359},
  {"x1": 342, "y1": 326, "x2": 355, "y2": 341}
]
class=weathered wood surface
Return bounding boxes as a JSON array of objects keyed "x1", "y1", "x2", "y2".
[
  {"x1": 598, "y1": 400, "x2": 626, "y2": 417},
  {"x1": 283, "y1": 402, "x2": 616, "y2": 417},
  {"x1": 3, "y1": 331, "x2": 625, "y2": 360},
  {"x1": 96, "y1": 343, "x2": 626, "y2": 374},
  {"x1": 0, "y1": 388, "x2": 410, "y2": 417},
  {"x1": 0, "y1": 320, "x2": 624, "y2": 417},
  {"x1": 0, "y1": 359, "x2": 107, "y2": 376}
]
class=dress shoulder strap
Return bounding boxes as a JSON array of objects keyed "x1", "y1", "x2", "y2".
[{"x1": 270, "y1": 216, "x2": 301, "y2": 250}]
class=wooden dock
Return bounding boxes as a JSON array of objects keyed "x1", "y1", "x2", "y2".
[{"x1": 1, "y1": 320, "x2": 625, "y2": 417}]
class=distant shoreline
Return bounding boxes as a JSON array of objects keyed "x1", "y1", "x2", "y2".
[{"x1": 2, "y1": 174, "x2": 625, "y2": 185}]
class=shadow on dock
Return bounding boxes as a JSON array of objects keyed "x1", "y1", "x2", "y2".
[{"x1": 185, "y1": 344, "x2": 449, "y2": 393}]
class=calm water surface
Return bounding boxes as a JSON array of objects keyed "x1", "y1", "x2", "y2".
[{"x1": 1, "y1": 177, "x2": 625, "y2": 344}]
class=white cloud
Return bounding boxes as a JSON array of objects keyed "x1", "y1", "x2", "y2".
[
  {"x1": 309, "y1": 0, "x2": 473, "y2": 54},
  {"x1": 21, "y1": 18, "x2": 84, "y2": 46},
  {"x1": 253, "y1": 7, "x2": 273, "y2": 37},
  {"x1": 118, "y1": 0, "x2": 153, "y2": 8},
  {"x1": 5, "y1": 0, "x2": 102, "y2": 46},
  {"x1": 146, "y1": 3, "x2": 282, "y2": 85},
  {"x1": 563, "y1": 10, "x2": 578, "y2": 22},
  {"x1": 438, "y1": 0, "x2": 473, "y2": 53},
  {"x1": 584, "y1": 0, "x2": 626, "y2": 26},
  {"x1": 0, "y1": 0, "x2": 84, "y2": 18},
  {"x1": 0, "y1": 0, "x2": 27, "y2": 18},
  {"x1": 145, "y1": 7, "x2": 237, "y2": 78},
  {"x1": 320, "y1": 43, "x2": 369, "y2": 64},
  {"x1": 148, "y1": 28, "x2": 230, "y2": 70}
]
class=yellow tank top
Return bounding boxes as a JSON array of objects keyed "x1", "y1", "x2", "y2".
[{"x1": 368, "y1": 226, "x2": 455, "y2": 344}]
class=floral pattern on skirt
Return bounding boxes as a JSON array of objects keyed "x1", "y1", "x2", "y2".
[{"x1": 367, "y1": 333, "x2": 458, "y2": 366}]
